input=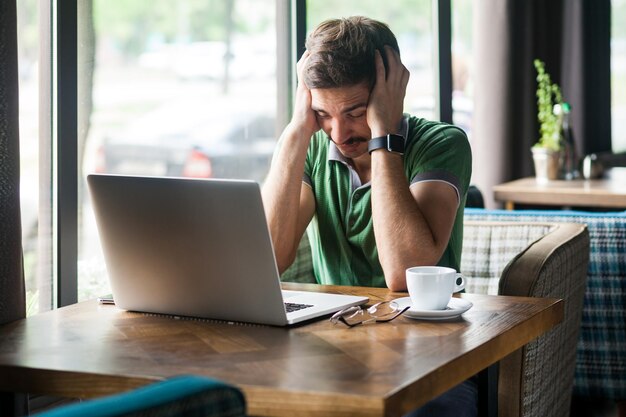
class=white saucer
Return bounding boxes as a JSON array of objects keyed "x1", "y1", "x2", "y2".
[{"x1": 394, "y1": 297, "x2": 473, "y2": 320}]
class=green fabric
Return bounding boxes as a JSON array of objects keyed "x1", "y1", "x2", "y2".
[{"x1": 304, "y1": 116, "x2": 471, "y2": 287}]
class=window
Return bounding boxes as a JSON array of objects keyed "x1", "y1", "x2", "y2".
[
  {"x1": 451, "y1": 0, "x2": 474, "y2": 140},
  {"x1": 18, "y1": 1, "x2": 455, "y2": 311},
  {"x1": 17, "y1": 0, "x2": 53, "y2": 315},
  {"x1": 77, "y1": 0, "x2": 278, "y2": 301}
]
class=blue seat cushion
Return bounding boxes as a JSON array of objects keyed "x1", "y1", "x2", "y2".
[{"x1": 33, "y1": 375, "x2": 246, "y2": 417}]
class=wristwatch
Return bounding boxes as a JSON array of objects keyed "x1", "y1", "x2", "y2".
[{"x1": 368, "y1": 134, "x2": 405, "y2": 155}]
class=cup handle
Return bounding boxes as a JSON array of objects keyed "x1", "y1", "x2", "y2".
[{"x1": 454, "y1": 273, "x2": 465, "y2": 293}]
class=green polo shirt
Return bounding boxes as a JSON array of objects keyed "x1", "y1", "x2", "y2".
[{"x1": 303, "y1": 115, "x2": 472, "y2": 288}]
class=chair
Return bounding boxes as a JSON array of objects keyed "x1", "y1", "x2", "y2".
[
  {"x1": 464, "y1": 208, "x2": 626, "y2": 401},
  {"x1": 31, "y1": 375, "x2": 246, "y2": 417},
  {"x1": 280, "y1": 235, "x2": 316, "y2": 284},
  {"x1": 465, "y1": 184, "x2": 485, "y2": 208},
  {"x1": 461, "y1": 221, "x2": 589, "y2": 417}
]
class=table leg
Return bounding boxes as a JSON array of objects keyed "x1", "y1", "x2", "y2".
[
  {"x1": 0, "y1": 392, "x2": 28, "y2": 417},
  {"x1": 477, "y1": 363, "x2": 499, "y2": 417}
]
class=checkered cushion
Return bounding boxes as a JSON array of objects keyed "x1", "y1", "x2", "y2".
[
  {"x1": 280, "y1": 235, "x2": 316, "y2": 283},
  {"x1": 465, "y1": 208, "x2": 626, "y2": 400},
  {"x1": 461, "y1": 223, "x2": 555, "y2": 294}
]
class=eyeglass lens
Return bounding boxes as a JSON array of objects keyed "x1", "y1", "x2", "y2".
[{"x1": 330, "y1": 301, "x2": 407, "y2": 326}]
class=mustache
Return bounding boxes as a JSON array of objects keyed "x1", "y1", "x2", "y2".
[{"x1": 328, "y1": 136, "x2": 368, "y2": 146}]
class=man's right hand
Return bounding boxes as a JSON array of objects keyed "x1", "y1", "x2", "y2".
[{"x1": 290, "y1": 50, "x2": 320, "y2": 140}]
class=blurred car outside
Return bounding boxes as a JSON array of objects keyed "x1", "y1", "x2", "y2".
[{"x1": 94, "y1": 101, "x2": 277, "y2": 183}]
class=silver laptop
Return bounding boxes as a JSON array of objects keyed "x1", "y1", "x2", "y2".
[{"x1": 87, "y1": 174, "x2": 368, "y2": 326}]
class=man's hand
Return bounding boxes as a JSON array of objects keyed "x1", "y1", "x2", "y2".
[
  {"x1": 290, "y1": 50, "x2": 320, "y2": 140},
  {"x1": 366, "y1": 47, "x2": 458, "y2": 291},
  {"x1": 367, "y1": 46, "x2": 410, "y2": 138}
]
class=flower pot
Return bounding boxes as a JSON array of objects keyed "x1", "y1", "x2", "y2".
[{"x1": 531, "y1": 147, "x2": 561, "y2": 183}]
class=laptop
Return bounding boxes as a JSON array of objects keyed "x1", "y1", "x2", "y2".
[{"x1": 87, "y1": 174, "x2": 368, "y2": 326}]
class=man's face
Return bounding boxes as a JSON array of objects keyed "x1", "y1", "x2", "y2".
[{"x1": 310, "y1": 82, "x2": 371, "y2": 160}]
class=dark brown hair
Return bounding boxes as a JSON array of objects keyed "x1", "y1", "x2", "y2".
[{"x1": 303, "y1": 16, "x2": 400, "y2": 89}]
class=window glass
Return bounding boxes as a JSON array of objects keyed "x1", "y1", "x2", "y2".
[
  {"x1": 78, "y1": 0, "x2": 277, "y2": 301},
  {"x1": 451, "y1": 0, "x2": 474, "y2": 140},
  {"x1": 613, "y1": 0, "x2": 626, "y2": 152},
  {"x1": 17, "y1": 0, "x2": 52, "y2": 315},
  {"x1": 307, "y1": 1, "x2": 434, "y2": 122}
]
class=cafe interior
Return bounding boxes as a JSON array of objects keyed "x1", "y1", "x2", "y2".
[{"x1": 1, "y1": 0, "x2": 625, "y2": 416}]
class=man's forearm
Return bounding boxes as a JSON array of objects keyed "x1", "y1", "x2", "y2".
[
  {"x1": 370, "y1": 152, "x2": 447, "y2": 291},
  {"x1": 262, "y1": 125, "x2": 311, "y2": 271}
]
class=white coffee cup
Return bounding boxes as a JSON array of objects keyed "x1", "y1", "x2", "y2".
[{"x1": 405, "y1": 266, "x2": 465, "y2": 310}]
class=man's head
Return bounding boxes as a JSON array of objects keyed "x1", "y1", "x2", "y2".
[{"x1": 303, "y1": 16, "x2": 400, "y2": 90}]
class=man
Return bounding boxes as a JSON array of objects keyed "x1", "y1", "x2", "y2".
[
  {"x1": 262, "y1": 16, "x2": 476, "y2": 417},
  {"x1": 262, "y1": 16, "x2": 472, "y2": 292}
]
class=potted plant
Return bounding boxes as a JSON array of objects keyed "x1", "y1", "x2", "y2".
[{"x1": 532, "y1": 59, "x2": 563, "y2": 182}]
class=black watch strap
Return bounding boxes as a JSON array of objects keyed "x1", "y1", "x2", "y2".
[{"x1": 368, "y1": 134, "x2": 405, "y2": 155}]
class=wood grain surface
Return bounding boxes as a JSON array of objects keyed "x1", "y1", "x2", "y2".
[
  {"x1": 0, "y1": 283, "x2": 563, "y2": 417},
  {"x1": 493, "y1": 176, "x2": 626, "y2": 209}
]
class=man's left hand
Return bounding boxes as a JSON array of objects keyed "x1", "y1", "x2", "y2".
[{"x1": 367, "y1": 46, "x2": 410, "y2": 138}]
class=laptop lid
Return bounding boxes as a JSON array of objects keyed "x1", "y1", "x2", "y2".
[{"x1": 87, "y1": 174, "x2": 367, "y2": 326}]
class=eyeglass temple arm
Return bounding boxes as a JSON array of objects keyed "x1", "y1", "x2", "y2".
[{"x1": 375, "y1": 305, "x2": 410, "y2": 322}]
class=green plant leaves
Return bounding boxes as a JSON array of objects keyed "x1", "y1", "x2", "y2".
[{"x1": 534, "y1": 59, "x2": 563, "y2": 151}]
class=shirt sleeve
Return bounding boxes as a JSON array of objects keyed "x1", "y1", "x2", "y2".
[{"x1": 404, "y1": 120, "x2": 472, "y2": 205}]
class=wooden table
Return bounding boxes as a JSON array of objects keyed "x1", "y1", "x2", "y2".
[
  {"x1": 0, "y1": 283, "x2": 563, "y2": 417},
  {"x1": 493, "y1": 175, "x2": 626, "y2": 210}
]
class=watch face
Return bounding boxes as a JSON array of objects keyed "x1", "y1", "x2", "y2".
[
  {"x1": 388, "y1": 134, "x2": 405, "y2": 153},
  {"x1": 368, "y1": 134, "x2": 404, "y2": 155}
]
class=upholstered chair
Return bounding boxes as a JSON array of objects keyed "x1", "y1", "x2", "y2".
[{"x1": 461, "y1": 221, "x2": 589, "y2": 417}]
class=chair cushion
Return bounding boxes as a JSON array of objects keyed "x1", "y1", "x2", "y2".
[
  {"x1": 280, "y1": 234, "x2": 316, "y2": 283},
  {"x1": 461, "y1": 222, "x2": 554, "y2": 294},
  {"x1": 32, "y1": 375, "x2": 246, "y2": 417}
]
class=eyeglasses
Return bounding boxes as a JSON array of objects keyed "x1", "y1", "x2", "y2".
[{"x1": 329, "y1": 300, "x2": 409, "y2": 327}]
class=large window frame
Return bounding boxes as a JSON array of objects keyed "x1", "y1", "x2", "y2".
[
  {"x1": 51, "y1": 0, "x2": 453, "y2": 308},
  {"x1": 56, "y1": 0, "x2": 79, "y2": 307}
]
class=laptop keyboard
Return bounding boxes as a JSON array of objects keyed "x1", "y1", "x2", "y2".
[{"x1": 284, "y1": 302, "x2": 314, "y2": 313}]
